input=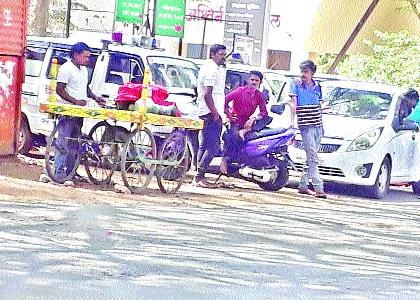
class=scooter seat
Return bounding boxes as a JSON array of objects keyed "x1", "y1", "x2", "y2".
[{"x1": 244, "y1": 127, "x2": 288, "y2": 141}]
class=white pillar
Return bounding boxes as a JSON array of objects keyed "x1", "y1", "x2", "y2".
[{"x1": 260, "y1": 0, "x2": 272, "y2": 69}]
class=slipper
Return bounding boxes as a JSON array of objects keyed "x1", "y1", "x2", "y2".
[
  {"x1": 192, "y1": 180, "x2": 216, "y2": 189},
  {"x1": 298, "y1": 188, "x2": 315, "y2": 196},
  {"x1": 214, "y1": 181, "x2": 235, "y2": 189}
]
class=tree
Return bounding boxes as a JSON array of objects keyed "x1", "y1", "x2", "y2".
[
  {"x1": 318, "y1": 31, "x2": 420, "y2": 88},
  {"x1": 32, "y1": 0, "x2": 51, "y2": 35},
  {"x1": 398, "y1": 0, "x2": 420, "y2": 21},
  {"x1": 29, "y1": 0, "x2": 91, "y2": 36}
]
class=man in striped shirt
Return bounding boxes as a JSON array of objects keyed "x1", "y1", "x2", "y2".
[{"x1": 289, "y1": 60, "x2": 326, "y2": 198}]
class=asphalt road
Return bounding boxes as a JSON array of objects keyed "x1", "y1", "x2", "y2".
[{"x1": 0, "y1": 171, "x2": 419, "y2": 300}]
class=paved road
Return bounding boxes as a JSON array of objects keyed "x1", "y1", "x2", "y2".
[{"x1": 0, "y1": 177, "x2": 419, "y2": 300}]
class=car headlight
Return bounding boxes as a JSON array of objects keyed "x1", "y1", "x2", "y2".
[{"x1": 347, "y1": 128, "x2": 383, "y2": 152}]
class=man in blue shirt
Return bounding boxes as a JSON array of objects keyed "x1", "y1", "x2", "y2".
[
  {"x1": 406, "y1": 89, "x2": 420, "y2": 124},
  {"x1": 289, "y1": 60, "x2": 326, "y2": 198}
]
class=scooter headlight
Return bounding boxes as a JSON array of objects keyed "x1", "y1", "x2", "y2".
[{"x1": 347, "y1": 127, "x2": 383, "y2": 152}]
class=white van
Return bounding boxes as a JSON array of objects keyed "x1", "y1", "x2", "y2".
[{"x1": 20, "y1": 36, "x2": 199, "y2": 153}]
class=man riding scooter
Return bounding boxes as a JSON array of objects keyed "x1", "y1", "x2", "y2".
[{"x1": 221, "y1": 70, "x2": 269, "y2": 174}]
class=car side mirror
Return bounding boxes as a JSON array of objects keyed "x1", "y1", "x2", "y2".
[
  {"x1": 131, "y1": 75, "x2": 143, "y2": 84},
  {"x1": 262, "y1": 88, "x2": 270, "y2": 104}
]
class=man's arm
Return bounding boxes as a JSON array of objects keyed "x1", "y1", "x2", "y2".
[
  {"x1": 402, "y1": 118, "x2": 419, "y2": 131},
  {"x1": 224, "y1": 87, "x2": 241, "y2": 115},
  {"x1": 257, "y1": 93, "x2": 268, "y2": 117},
  {"x1": 288, "y1": 80, "x2": 298, "y2": 113},
  {"x1": 56, "y1": 82, "x2": 86, "y2": 106},
  {"x1": 87, "y1": 86, "x2": 106, "y2": 105},
  {"x1": 203, "y1": 86, "x2": 219, "y2": 121},
  {"x1": 392, "y1": 115, "x2": 419, "y2": 131},
  {"x1": 288, "y1": 80, "x2": 299, "y2": 126}
]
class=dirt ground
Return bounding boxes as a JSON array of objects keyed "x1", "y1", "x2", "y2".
[{"x1": 0, "y1": 154, "x2": 306, "y2": 208}]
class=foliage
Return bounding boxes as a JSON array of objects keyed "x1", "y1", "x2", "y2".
[
  {"x1": 317, "y1": 31, "x2": 420, "y2": 88},
  {"x1": 28, "y1": 0, "x2": 91, "y2": 36}
]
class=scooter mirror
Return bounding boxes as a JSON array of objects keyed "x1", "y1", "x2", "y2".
[{"x1": 270, "y1": 104, "x2": 285, "y2": 115}]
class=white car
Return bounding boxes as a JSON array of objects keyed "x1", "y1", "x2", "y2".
[{"x1": 288, "y1": 80, "x2": 420, "y2": 199}]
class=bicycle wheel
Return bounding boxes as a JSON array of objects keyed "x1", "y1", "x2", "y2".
[
  {"x1": 84, "y1": 121, "x2": 120, "y2": 185},
  {"x1": 45, "y1": 122, "x2": 81, "y2": 184},
  {"x1": 121, "y1": 127, "x2": 157, "y2": 193},
  {"x1": 156, "y1": 131, "x2": 190, "y2": 193}
]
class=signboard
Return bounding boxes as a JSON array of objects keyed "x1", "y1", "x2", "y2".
[
  {"x1": 0, "y1": 56, "x2": 24, "y2": 155},
  {"x1": 183, "y1": 0, "x2": 226, "y2": 45},
  {"x1": 223, "y1": 0, "x2": 267, "y2": 66},
  {"x1": 233, "y1": 35, "x2": 254, "y2": 64},
  {"x1": 115, "y1": 0, "x2": 145, "y2": 24},
  {"x1": 154, "y1": 0, "x2": 186, "y2": 38}
]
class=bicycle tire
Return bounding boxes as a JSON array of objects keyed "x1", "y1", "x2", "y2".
[
  {"x1": 121, "y1": 127, "x2": 157, "y2": 193},
  {"x1": 156, "y1": 131, "x2": 190, "y2": 194},
  {"x1": 45, "y1": 122, "x2": 81, "y2": 184},
  {"x1": 84, "y1": 121, "x2": 119, "y2": 185}
]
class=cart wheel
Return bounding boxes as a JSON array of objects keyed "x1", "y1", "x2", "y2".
[
  {"x1": 121, "y1": 128, "x2": 157, "y2": 193},
  {"x1": 84, "y1": 121, "x2": 119, "y2": 185},
  {"x1": 45, "y1": 122, "x2": 81, "y2": 184},
  {"x1": 156, "y1": 131, "x2": 190, "y2": 193}
]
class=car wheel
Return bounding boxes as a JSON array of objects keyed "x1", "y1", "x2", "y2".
[
  {"x1": 18, "y1": 116, "x2": 33, "y2": 155},
  {"x1": 412, "y1": 181, "x2": 420, "y2": 195},
  {"x1": 366, "y1": 158, "x2": 391, "y2": 199}
]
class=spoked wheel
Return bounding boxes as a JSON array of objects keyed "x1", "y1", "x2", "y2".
[
  {"x1": 156, "y1": 131, "x2": 190, "y2": 193},
  {"x1": 121, "y1": 127, "x2": 157, "y2": 193},
  {"x1": 84, "y1": 121, "x2": 120, "y2": 185},
  {"x1": 45, "y1": 123, "x2": 81, "y2": 184}
]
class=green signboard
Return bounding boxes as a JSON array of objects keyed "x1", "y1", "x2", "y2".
[
  {"x1": 115, "y1": 0, "x2": 145, "y2": 24},
  {"x1": 154, "y1": 0, "x2": 186, "y2": 38}
]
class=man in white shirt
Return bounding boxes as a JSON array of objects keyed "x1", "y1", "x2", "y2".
[
  {"x1": 54, "y1": 42, "x2": 105, "y2": 183},
  {"x1": 192, "y1": 44, "x2": 227, "y2": 187}
]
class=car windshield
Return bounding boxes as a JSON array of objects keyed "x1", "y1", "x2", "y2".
[
  {"x1": 321, "y1": 85, "x2": 393, "y2": 120},
  {"x1": 147, "y1": 56, "x2": 199, "y2": 89}
]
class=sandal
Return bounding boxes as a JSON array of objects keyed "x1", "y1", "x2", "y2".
[
  {"x1": 214, "y1": 181, "x2": 235, "y2": 189},
  {"x1": 192, "y1": 180, "x2": 216, "y2": 189}
]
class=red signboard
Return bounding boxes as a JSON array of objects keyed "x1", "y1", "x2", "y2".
[
  {"x1": 0, "y1": 0, "x2": 28, "y2": 56},
  {"x1": 0, "y1": 56, "x2": 24, "y2": 155},
  {"x1": 0, "y1": 0, "x2": 28, "y2": 155}
]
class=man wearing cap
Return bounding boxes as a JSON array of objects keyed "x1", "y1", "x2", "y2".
[{"x1": 289, "y1": 60, "x2": 327, "y2": 198}]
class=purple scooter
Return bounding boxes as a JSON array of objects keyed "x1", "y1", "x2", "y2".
[{"x1": 207, "y1": 104, "x2": 298, "y2": 191}]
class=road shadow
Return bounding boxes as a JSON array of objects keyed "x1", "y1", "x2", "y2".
[{"x1": 287, "y1": 178, "x2": 419, "y2": 203}]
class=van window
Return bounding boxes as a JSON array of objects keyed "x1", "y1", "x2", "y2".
[
  {"x1": 225, "y1": 71, "x2": 246, "y2": 94},
  {"x1": 26, "y1": 47, "x2": 47, "y2": 77},
  {"x1": 106, "y1": 52, "x2": 143, "y2": 85},
  {"x1": 47, "y1": 48, "x2": 98, "y2": 83}
]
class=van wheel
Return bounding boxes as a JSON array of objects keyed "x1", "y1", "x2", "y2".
[
  {"x1": 18, "y1": 117, "x2": 33, "y2": 155},
  {"x1": 412, "y1": 181, "x2": 420, "y2": 195},
  {"x1": 366, "y1": 158, "x2": 391, "y2": 199}
]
